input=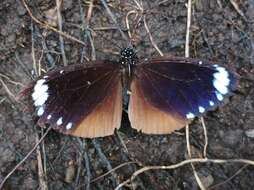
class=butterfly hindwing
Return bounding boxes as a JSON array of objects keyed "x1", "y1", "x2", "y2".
[
  {"x1": 129, "y1": 57, "x2": 237, "y2": 134},
  {"x1": 68, "y1": 79, "x2": 122, "y2": 138},
  {"x1": 129, "y1": 80, "x2": 188, "y2": 134},
  {"x1": 26, "y1": 62, "x2": 122, "y2": 138}
]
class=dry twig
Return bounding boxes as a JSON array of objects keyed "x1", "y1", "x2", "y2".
[
  {"x1": 229, "y1": 0, "x2": 247, "y2": 21},
  {"x1": 92, "y1": 139, "x2": 120, "y2": 188},
  {"x1": 56, "y1": 0, "x2": 68, "y2": 66},
  {"x1": 186, "y1": 125, "x2": 206, "y2": 190},
  {"x1": 0, "y1": 126, "x2": 52, "y2": 189},
  {"x1": 86, "y1": 0, "x2": 94, "y2": 24},
  {"x1": 114, "y1": 158, "x2": 254, "y2": 190},
  {"x1": 99, "y1": 0, "x2": 130, "y2": 46},
  {"x1": 200, "y1": 117, "x2": 208, "y2": 158},
  {"x1": 0, "y1": 78, "x2": 17, "y2": 101},
  {"x1": 22, "y1": 0, "x2": 86, "y2": 46},
  {"x1": 209, "y1": 164, "x2": 249, "y2": 189},
  {"x1": 143, "y1": 16, "x2": 163, "y2": 56},
  {"x1": 91, "y1": 161, "x2": 138, "y2": 183},
  {"x1": 185, "y1": 1, "x2": 206, "y2": 189},
  {"x1": 83, "y1": 140, "x2": 91, "y2": 190},
  {"x1": 36, "y1": 133, "x2": 48, "y2": 190}
]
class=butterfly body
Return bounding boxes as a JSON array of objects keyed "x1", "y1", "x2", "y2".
[{"x1": 22, "y1": 48, "x2": 238, "y2": 138}]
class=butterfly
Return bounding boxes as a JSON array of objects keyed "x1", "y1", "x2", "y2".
[{"x1": 21, "y1": 48, "x2": 238, "y2": 138}]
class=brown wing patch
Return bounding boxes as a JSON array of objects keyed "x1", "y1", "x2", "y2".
[
  {"x1": 66, "y1": 81, "x2": 122, "y2": 138},
  {"x1": 128, "y1": 80, "x2": 189, "y2": 134}
]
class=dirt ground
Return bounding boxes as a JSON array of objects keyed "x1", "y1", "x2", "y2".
[{"x1": 0, "y1": 0, "x2": 254, "y2": 189}]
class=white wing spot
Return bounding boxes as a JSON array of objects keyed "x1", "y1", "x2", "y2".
[
  {"x1": 216, "y1": 66, "x2": 227, "y2": 73},
  {"x1": 57, "y1": 117, "x2": 63, "y2": 125},
  {"x1": 212, "y1": 66, "x2": 230, "y2": 95},
  {"x1": 32, "y1": 79, "x2": 49, "y2": 107},
  {"x1": 36, "y1": 79, "x2": 46, "y2": 86},
  {"x1": 186, "y1": 112, "x2": 195, "y2": 119},
  {"x1": 32, "y1": 84, "x2": 48, "y2": 99},
  {"x1": 37, "y1": 107, "x2": 44, "y2": 116},
  {"x1": 66, "y1": 122, "x2": 73, "y2": 130},
  {"x1": 198, "y1": 106, "x2": 205, "y2": 113},
  {"x1": 215, "y1": 91, "x2": 223, "y2": 101},
  {"x1": 213, "y1": 73, "x2": 230, "y2": 86},
  {"x1": 213, "y1": 79, "x2": 228, "y2": 95},
  {"x1": 47, "y1": 114, "x2": 52, "y2": 120},
  {"x1": 34, "y1": 92, "x2": 49, "y2": 107}
]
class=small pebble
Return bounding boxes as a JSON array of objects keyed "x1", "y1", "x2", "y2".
[{"x1": 245, "y1": 129, "x2": 254, "y2": 138}]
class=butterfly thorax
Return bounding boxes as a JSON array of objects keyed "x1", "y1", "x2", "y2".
[
  {"x1": 119, "y1": 48, "x2": 137, "y2": 91},
  {"x1": 119, "y1": 48, "x2": 138, "y2": 66}
]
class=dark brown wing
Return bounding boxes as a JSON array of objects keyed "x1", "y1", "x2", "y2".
[
  {"x1": 68, "y1": 80, "x2": 122, "y2": 138},
  {"x1": 129, "y1": 57, "x2": 237, "y2": 134},
  {"x1": 22, "y1": 62, "x2": 122, "y2": 138}
]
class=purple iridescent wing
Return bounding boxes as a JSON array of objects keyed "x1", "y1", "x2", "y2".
[
  {"x1": 129, "y1": 57, "x2": 238, "y2": 134},
  {"x1": 22, "y1": 62, "x2": 122, "y2": 138}
]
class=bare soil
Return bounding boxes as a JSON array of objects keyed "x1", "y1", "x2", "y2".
[{"x1": 0, "y1": 0, "x2": 254, "y2": 190}]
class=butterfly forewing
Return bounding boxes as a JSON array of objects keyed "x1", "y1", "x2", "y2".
[
  {"x1": 27, "y1": 62, "x2": 122, "y2": 138},
  {"x1": 129, "y1": 57, "x2": 237, "y2": 134}
]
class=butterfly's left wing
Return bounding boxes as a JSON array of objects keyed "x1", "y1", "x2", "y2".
[
  {"x1": 129, "y1": 57, "x2": 238, "y2": 134},
  {"x1": 21, "y1": 62, "x2": 122, "y2": 138}
]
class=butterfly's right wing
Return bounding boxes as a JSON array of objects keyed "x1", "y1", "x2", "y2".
[
  {"x1": 129, "y1": 57, "x2": 238, "y2": 134},
  {"x1": 22, "y1": 62, "x2": 122, "y2": 138}
]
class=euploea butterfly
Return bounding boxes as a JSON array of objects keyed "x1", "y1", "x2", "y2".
[{"x1": 21, "y1": 48, "x2": 238, "y2": 138}]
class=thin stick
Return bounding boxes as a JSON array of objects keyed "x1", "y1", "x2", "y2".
[
  {"x1": 0, "y1": 78, "x2": 16, "y2": 101},
  {"x1": 22, "y1": 0, "x2": 86, "y2": 46},
  {"x1": 56, "y1": 0, "x2": 68, "y2": 66},
  {"x1": 36, "y1": 133, "x2": 48, "y2": 190},
  {"x1": 229, "y1": 0, "x2": 247, "y2": 21},
  {"x1": 31, "y1": 22, "x2": 48, "y2": 190},
  {"x1": 200, "y1": 117, "x2": 208, "y2": 158},
  {"x1": 0, "y1": 126, "x2": 52, "y2": 189},
  {"x1": 209, "y1": 164, "x2": 248, "y2": 189},
  {"x1": 143, "y1": 16, "x2": 163, "y2": 56},
  {"x1": 87, "y1": 29, "x2": 96, "y2": 61},
  {"x1": 31, "y1": 22, "x2": 38, "y2": 76},
  {"x1": 92, "y1": 139, "x2": 120, "y2": 188},
  {"x1": 36, "y1": 25, "x2": 56, "y2": 68},
  {"x1": 81, "y1": 139, "x2": 91, "y2": 190},
  {"x1": 186, "y1": 125, "x2": 206, "y2": 190},
  {"x1": 115, "y1": 131, "x2": 130, "y2": 156},
  {"x1": 91, "y1": 161, "x2": 138, "y2": 183},
  {"x1": 125, "y1": 10, "x2": 138, "y2": 39},
  {"x1": 99, "y1": 0, "x2": 130, "y2": 46},
  {"x1": 78, "y1": 0, "x2": 90, "y2": 63},
  {"x1": 185, "y1": 0, "x2": 191, "y2": 58},
  {"x1": 85, "y1": 1, "x2": 96, "y2": 61},
  {"x1": 86, "y1": 0, "x2": 94, "y2": 24},
  {"x1": 185, "y1": 1, "x2": 206, "y2": 189},
  {"x1": 114, "y1": 158, "x2": 254, "y2": 190},
  {"x1": 0, "y1": 74, "x2": 24, "y2": 87}
]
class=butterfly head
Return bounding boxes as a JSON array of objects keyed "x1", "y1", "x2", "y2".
[{"x1": 119, "y1": 48, "x2": 138, "y2": 66}]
